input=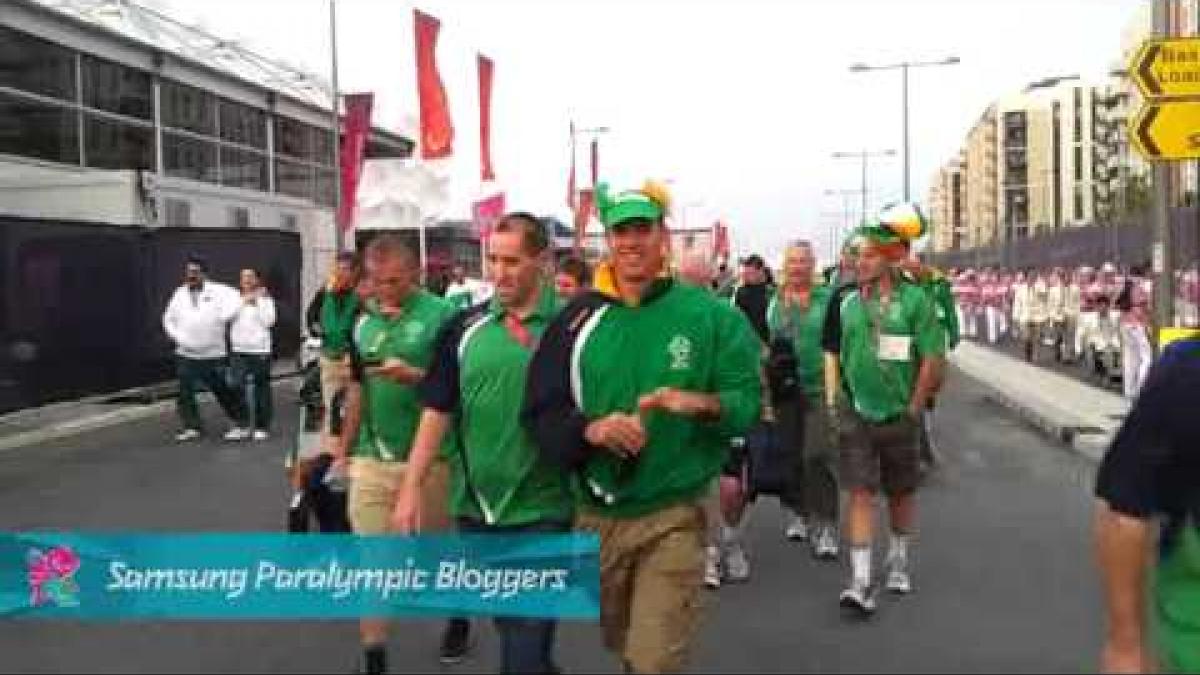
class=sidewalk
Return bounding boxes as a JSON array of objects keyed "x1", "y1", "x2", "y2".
[
  {"x1": 0, "y1": 361, "x2": 299, "y2": 453},
  {"x1": 950, "y1": 341, "x2": 1128, "y2": 462}
]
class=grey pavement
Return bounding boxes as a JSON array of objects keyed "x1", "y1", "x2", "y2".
[
  {"x1": 950, "y1": 340, "x2": 1128, "y2": 460},
  {"x1": 0, "y1": 371, "x2": 1103, "y2": 673}
]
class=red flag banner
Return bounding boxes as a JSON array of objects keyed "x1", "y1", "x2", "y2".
[
  {"x1": 478, "y1": 55, "x2": 495, "y2": 181},
  {"x1": 415, "y1": 10, "x2": 454, "y2": 160},
  {"x1": 337, "y1": 92, "x2": 373, "y2": 231},
  {"x1": 590, "y1": 138, "x2": 598, "y2": 188},
  {"x1": 472, "y1": 192, "x2": 506, "y2": 243},
  {"x1": 573, "y1": 188, "x2": 594, "y2": 254},
  {"x1": 714, "y1": 220, "x2": 731, "y2": 262}
]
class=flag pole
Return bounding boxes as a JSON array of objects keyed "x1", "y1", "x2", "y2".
[{"x1": 329, "y1": 0, "x2": 344, "y2": 253}]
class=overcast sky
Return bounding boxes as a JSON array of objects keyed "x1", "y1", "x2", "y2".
[{"x1": 158, "y1": 0, "x2": 1141, "y2": 263}]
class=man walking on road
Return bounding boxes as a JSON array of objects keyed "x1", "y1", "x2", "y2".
[
  {"x1": 1095, "y1": 334, "x2": 1200, "y2": 673},
  {"x1": 393, "y1": 213, "x2": 570, "y2": 675},
  {"x1": 229, "y1": 268, "x2": 276, "y2": 441},
  {"x1": 162, "y1": 255, "x2": 249, "y2": 442},
  {"x1": 824, "y1": 225, "x2": 947, "y2": 616},
  {"x1": 333, "y1": 235, "x2": 464, "y2": 675},
  {"x1": 768, "y1": 240, "x2": 839, "y2": 559},
  {"x1": 523, "y1": 180, "x2": 762, "y2": 673},
  {"x1": 317, "y1": 253, "x2": 362, "y2": 451},
  {"x1": 733, "y1": 254, "x2": 774, "y2": 344}
]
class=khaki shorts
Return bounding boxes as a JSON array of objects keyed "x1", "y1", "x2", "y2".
[
  {"x1": 320, "y1": 355, "x2": 352, "y2": 411},
  {"x1": 838, "y1": 411, "x2": 921, "y2": 497},
  {"x1": 319, "y1": 355, "x2": 352, "y2": 454},
  {"x1": 348, "y1": 458, "x2": 452, "y2": 535},
  {"x1": 576, "y1": 503, "x2": 707, "y2": 675}
]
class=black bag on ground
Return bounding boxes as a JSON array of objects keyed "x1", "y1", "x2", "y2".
[{"x1": 744, "y1": 422, "x2": 789, "y2": 499}]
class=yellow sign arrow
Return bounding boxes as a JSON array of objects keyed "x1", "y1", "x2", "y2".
[
  {"x1": 1131, "y1": 38, "x2": 1200, "y2": 99},
  {"x1": 1130, "y1": 100, "x2": 1200, "y2": 161}
]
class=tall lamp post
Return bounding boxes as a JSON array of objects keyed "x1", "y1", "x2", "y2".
[
  {"x1": 850, "y1": 57, "x2": 961, "y2": 202},
  {"x1": 824, "y1": 188, "x2": 864, "y2": 257},
  {"x1": 832, "y1": 149, "x2": 896, "y2": 219}
]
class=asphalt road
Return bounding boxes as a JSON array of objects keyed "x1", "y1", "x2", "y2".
[{"x1": 0, "y1": 371, "x2": 1103, "y2": 674}]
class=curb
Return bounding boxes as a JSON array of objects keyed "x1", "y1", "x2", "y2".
[
  {"x1": 957, "y1": 368, "x2": 1111, "y2": 463},
  {"x1": 0, "y1": 375, "x2": 301, "y2": 454}
]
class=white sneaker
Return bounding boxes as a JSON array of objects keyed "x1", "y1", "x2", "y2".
[
  {"x1": 839, "y1": 579, "x2": 877, "y2": 615},
  {"x1": 223, "y1": 428, "x2": 251, "y2": 442},
  {"x1": 785, "y1": 515, "x2": 810, "y2": 542},
  {"x1": 813, "y1": 526, "x2": 840, "y2": 561},
  {"x1": 885, "y1": 556, "x2": 913, "y2": 595},
  {"x1": 175, "y1": 429, "x2": 201, "y2": 443},
  {"x1": 724, "y1": 542, "x2": 751, "y2": 584},
  {"x1": 252, "y1": 430, "x2": 270, "y2": 442},
  {"x1": 703, "y1": 547, "x2": 722, "y2": 590}
]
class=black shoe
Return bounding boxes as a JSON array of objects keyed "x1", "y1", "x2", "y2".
[
  {"x1": 358, "y1": 645, "x2": 386, "y2": 675},
  {"x1": 439, "y1": 618, "x2": 471, "y2": 665}
]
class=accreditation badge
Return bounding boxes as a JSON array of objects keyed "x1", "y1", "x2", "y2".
[{"x1": 877, "y1": 335, "x2": 912, "y2": 362}]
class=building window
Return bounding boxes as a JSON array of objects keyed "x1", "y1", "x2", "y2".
[
  {"x1": 161, "y1": 80, "x2": 216, "y2": 136},
  {"x1": 229, "y1": 206, "x2": 250, "y2": 229},
  {"x1": 315, "y1": 168, "x2": 337, "y2": 206},
  {"x1": 1074, "y1": 88, "x2": 1083, "y2": 144},
  {"x1": 0, "y1": 27, "x2": 77, "y2": 101},
  {"x1": 1075, "y1": 146, "x2": 1084, "y2": 182},
  {"x1": 274, "y1": 158, "x2": 314, "y2": 200},
  {"x1": 83, "y1": 115, "x2": 155, "y2": 170},
  {"x1": 219, "y1": 147, "x2": 268, "y2": 191},
  {"x1": 81, "y1": 56, "x2": 153, "y2": 121},
  {"x1": 218, "y1": 100, "x2": 266, "y2": 149},
  {"x1": 0, "y1": 93, "x2": 79, "y2": 164},
  {"x1": 275, "y1": 117, "x2": 334, "y2": 165},
  {"x1": 1074, "y1": 187, "x2": 1085, "y2": 221},
  {"x1": 165, "y1": 199, "x2": 191, "y2": 227},
  {"x1": 281, "y1": 213, "x2": 298, "y2": 231},
  {"x1": 163, "y1": 132, "x2": 218, "y2": 183},
  {"x1": 274, "y1": 117, "x2": 314, "y2": 161}
]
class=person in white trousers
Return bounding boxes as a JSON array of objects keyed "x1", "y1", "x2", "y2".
[{"x1": 1119, "y1": 267, "x2": 1154, "y2": 400}]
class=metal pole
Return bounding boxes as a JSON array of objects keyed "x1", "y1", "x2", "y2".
[
  {"x1": 902, "y1": 63, "x2": 911, "y2": 202},
  {"x1": 329, "y1": 0, "x2": 344, "y2": 253},
  {"x1": 1152, "y1": 0, "x2": 1175, "y2": 339},
  {"x1": 861, "y1": 152, "x2": 868, "y2": 220}
]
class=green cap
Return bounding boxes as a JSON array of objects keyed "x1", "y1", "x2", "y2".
[
  {"x1": 853, "y1": 223, "x2": 903, "y2": 247},
  {"x1": 595, "y1": 181, "x2": 669, "y2": 229}
]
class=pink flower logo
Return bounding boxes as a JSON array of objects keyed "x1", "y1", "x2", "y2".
[{"x1": 27, "y1": 546, "x2": 81, "y2": 608}]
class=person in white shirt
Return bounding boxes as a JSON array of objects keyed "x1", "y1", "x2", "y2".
[
  {"x1": 443, "y1": 263, "x2": 493, "y2": 310},
  {"x1": 1045, "y1": 268, "x2": 1068, "y2": 362},
  {"x1": 230, "y1": 268, "x2": 277, "y2": 441},
  {"x1": 162, "y1": 255, "x2": 249, "y2": 442}
]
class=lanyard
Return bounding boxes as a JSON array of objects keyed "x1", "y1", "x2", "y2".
[{"x1": 860, "y1": 282, "x2": 893, "y2": 347}]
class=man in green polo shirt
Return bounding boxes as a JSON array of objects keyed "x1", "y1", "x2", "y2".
[
  {"x1": 393, "y1": 212, "x2": 570, "y2": 674},
  {"x1": 825, "y1": 224, "x2": 947, "y2": 617},
  {"x1": 333, "y1": 234, "x2": 463, "y2": 675},
  {"x1": 768, "y1": 239, "x2": 839, "y2": 560},
  {"x1": 523, "y1": 180, "x2": 762, "y2": 674}
]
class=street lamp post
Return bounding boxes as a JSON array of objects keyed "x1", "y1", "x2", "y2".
[
  {"x1": 824, "y1": 188, "x2": 864, "y2": 256},
  {"x1": 850, "y1": 57, "x2": 961, "y2": 202},
  {"x1": 832, "y1": 150, "x2": 896, "y2": 219}
]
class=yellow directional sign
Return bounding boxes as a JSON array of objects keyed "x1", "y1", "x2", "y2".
[
  {"x1": 1132, "y1": 37, "x2": 1200, "y2": 99},
  {"x1": 1130, "y1": 100, "x2": 1200, "y2": 161}
]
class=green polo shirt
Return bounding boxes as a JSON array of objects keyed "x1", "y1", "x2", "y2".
[
  {"x1": 838, "y1": 277, "x2": 946, "y2": 423},
  {"x1": 350, "y1": 290, "x2": 456, "y2": 462},
  {"x1": 321, "y1": 289, "x2": 360, "y2": 358},
  {"x1": 767, "y1": 284, "x2": 832, "y2": 399},
  {"x1": 420, "y1": 285, "x2": 571, "y2": 527}
]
